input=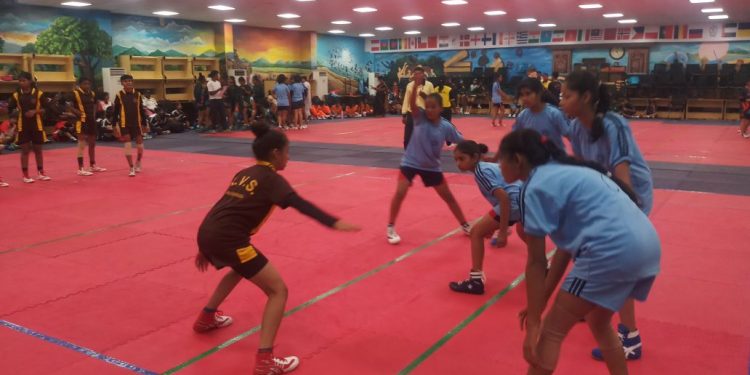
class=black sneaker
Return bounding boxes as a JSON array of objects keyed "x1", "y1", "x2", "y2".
[{"x1": 449, "y1": 277, "x2": 485, "y2": 295}]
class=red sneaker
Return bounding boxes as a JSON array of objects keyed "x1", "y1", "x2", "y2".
[
  {"x1": 192, "y1": 310, "x2": 233, "y2": 333},
  {"x1": 254, "y1": 352, "x2": 300, "y2": 374}
]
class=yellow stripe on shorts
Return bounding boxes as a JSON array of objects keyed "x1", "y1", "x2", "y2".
[{"x1": 235, "y1": 245, "x2": 258, "y2": 264}]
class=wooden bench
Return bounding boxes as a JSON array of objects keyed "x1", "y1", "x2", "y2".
[{"x1": 685, "y1": 99, "x2": 724, "y2": 120}]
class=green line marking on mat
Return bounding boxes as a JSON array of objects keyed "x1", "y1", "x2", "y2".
[
  {"x1": 398, "y1": 249, "x2": 557, "y2": 375},
  {"x1": 162, "y1": 223, "x2": 475, "y2": 374}
]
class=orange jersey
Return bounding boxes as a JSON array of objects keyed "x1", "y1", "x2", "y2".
[{"x1": 321, "y1": 105, "x2": 331, "y2": 115}]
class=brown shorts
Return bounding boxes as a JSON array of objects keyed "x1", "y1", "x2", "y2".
[{"x1": 198, "y1": 241, "x2": 269, "y2": 279}]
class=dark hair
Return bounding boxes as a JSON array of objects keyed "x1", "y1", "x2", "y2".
[
  {"x1": 426, "y1": 92, "x2": 443, "y2": 107},
  {"x1": 413, "y1": 66, "x2": 424, "y2": 73},
  {"x1": 552, "y1": 71, "x2": 559, "y2": 79},
  {"x1": 455, "y1": 140, "x2": 489, "y2": 157},
  {"x1": 17, "y1": 71, "x2": 33, "y2": 81},
  {"x1": 209, "y1": 70, "x2": 219, "y2": 79},
  {"x1": 78, "y1": 76, "x2": 92, "y2": 84},
  {"x1": 198, "y1": 73, "x2": 207, "y2": 83},
  {"x1": 518, "y1": 77, "x2": 544, "y2": 95},
  {"x1": 293, "y1": 74, "x2": 301, "y2": 83},
  {"x1": 120, "y1": 74, "x2": 134, "y2": 82},
  {"x1": 564, "y1": 70, "x2": 610, "y2": 141},
  {"x1": 239, "y1": 77, "x2": 246, "y2": 83},
  {"x1": 277, "y1": 74, "x2": 287, "y2": 84},
  {"x1": 250, "y1": 122, "x2": 289, "y2": 161},
  {"x1": 527, "y1": 67, "x2": 537, "y2": 74},
  {"x1": 437, "y1": 76, "x2": 445, "y2": 91},
  {"x1": 500, "y1": 129, "x2": 638, "y2": 204}
]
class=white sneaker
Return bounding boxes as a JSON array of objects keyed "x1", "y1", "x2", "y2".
[
  {"x1": 743, "y1": 132, "x2": 750, "y2": 139},
  {"x1": 77, "y1": 169, "x2": 94, "y2": 176},
  {"x1": 134, "y1": 162, "x2": 142, "y2": 173},
  {"x1": 301, "y1": 124, "x2": 308, "y2": 129},
  {"x1": 462, "y1": 223, "x2": 471, "y2": 236},
  {"x1": 23, "y1": 177, "x2": 35, "y2": 184},
  {"x1": 129, "y1": 168, "x2": 136, "y2": 177},
  {"x1": 387, "y1": 226, "x2": 401, "y2": 245},
  {"x1": 0, "y1": 181, "x2": 9, "y2": 187},
  {"x1": 90, "y1": 166, "x2": 107, "y2": 172},
  {"x1": 37, "y1": 174, "x2": 52, "y2": 181}
]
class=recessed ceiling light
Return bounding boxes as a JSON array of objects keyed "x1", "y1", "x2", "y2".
[
  {"x1": 353, "y1": 6, "x2": 377, "y2": 12},
  {"x1": 404, "y1": 30, "x2": 421, "y2": 35},
  {"x1": 467, "y1": 26, "x2": 484, "y2": 31},
  {"x1": 708, "y1": 14, "x2": 729, "y2": 19},
  {"x1": 331, "y1": 20, "x2": 352, "y2": 24},
  {"x1": 484, "y1": 10, "x2": 507, "y2": 16},
  {"x1": 603, "y1": 13, "x2": 623, "y2": 18},
  {"x1": 277, "y1": 13, "x2": 300, "y2": 18},
  {"x1": 225, "y1": 19, "x2": 245, "y2": 23},
  {"x1": 375, "y1": 26, "x2": 393, "y2": 31},
  {"x1": 517, "y1": 18, "x2": 536, "y2": 22},
  {"x1": 359, "y1": 33, "x2": 375, "y2": 37},
  {"x1": 208, "y1": 5, "x2": 234, "y2": 10},
  {"x1": 61, "y1": 1, "x2": 91, "y2": 6},
  {"x1": 153, "y1": 10, "x2": 179, "y2": 16},
  {"x1": 539, "y1": 23, "x2": 557, "y2": 27},
  {"x1": 701, "y1": 7, "x2": 723, "y2": 13},
  {"x1": 618, "y1": 19, "x2": 637, "y2": 23},
  {"x1": 578, "y1": 3, "x2": 602, "y2": 8},
  {"x1": 329, "y1": 29, "x2": 346, "y2": 34},
  {"x1": 689, "y1": 0, "x2": 713, "y2": 3},
  {"x1": 282, "y1": 24, "x2": 301, "y2": 29},
  {"x1": 442, "y1": 22, "x2": 461, "y2": 27},
  {"x1": 442, "y1": 0, "x2": 467, "y2": 4},
  {"x1": 403, "y1": 15, "x2": 423, "y2": 20}
]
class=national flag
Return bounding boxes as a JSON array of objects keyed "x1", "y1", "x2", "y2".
[
  {"x1": 528, "y1": 31, "x2": 541, "y2": 44},
  {"x1": 688, "y1": 28, "x2": 703, "y2": 39},
  {"x1": 577, "y1": 30, "x2": 585, "y2": 41},
  {"x1": 470, "y1": 34, "x2": 483, "y2": 46},
  {"x1": 481, "y1": 32, "x2": 497, "y2": 46},
  {"x1": 410, "y1": 38, "x2": 417, "y2": 49},
  {"x1": 564, "y1": 29, "x2": 578, "y2": 42},
  {"x1": 552, "y1": 30, "x2": 565, "y2": 42},
  {"x1": 677, "y1": 25, "x2": 689, "y2": 39},
  {"x1": 604, "y1": 28, "x2": 617, "y2": 40},
  {"x1": 390, "y1": 39, "x2": 400, "y2": 50},
  {"x1": 427, "y1": 36, "x2": 438, "y2": 48},
  {"x1": 587, "y1": 29, "x2": 603, "y2": 41},
  {"x1": 616, "y1": 28, "x2": 632, "y2": 40},
  {"x1": 380, "y1": 40, "x2": 389, "y2": 51},
  {"x1": 416, "y1": 37, "x2": 428, "y2": 49},
  {"x1": 738, "y1": 23, "x2": 750, "y2": 38},
  {"x1": 438, "y1": 35, "x2": 451, "y2": 48},
  {"x1": 644, "y1": 26, "x2": 659, "y2": 39},
  {"x1": 659, "y1": 25, "x2": 675, "y2": 39},
  {"x1": 722, "y1": 23, "x2": 737, "y2": 38},
  {"x1": 503, "y1": 32, "x2": 515, "y2": 45},
  {"x1": 631, "y1": 26, "x2": 645, "y2": 40},
  {"x1": 541, "y1": 31, "x2": 552, "y2": 43},
  {"x1": 516, "y1": 31, "x2": 529, "y2": 44},
  {"x1": 459, "y1": 34, "x2": 471, "y2": 47},
  {"x1": 370, "y1": 39, "x2": 380, "y2": 52},
  {"x1": 495, "y1": 32, "x2": 504, "y2": 45}
]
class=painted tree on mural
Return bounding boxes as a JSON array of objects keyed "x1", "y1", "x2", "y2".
[
  {"x1": 21, "y1": 43, "x2": 36, "y2": 54},
  {"x1": 0, "y1": 36, "x2": 4, "y2": 53},
  {"x1": 35, "y1": 16, "x2": 111, "y2": 85}
]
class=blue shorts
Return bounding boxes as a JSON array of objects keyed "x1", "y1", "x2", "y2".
[
  {"x1": 489, "y1": 205, "x2": 517, "y2": 226},
  {"x1": 399, "y1": 166, "x2": 444, "y2": 187},
  {"x1": 562, "y1": 275, "x2": 656, "y2": 312}
]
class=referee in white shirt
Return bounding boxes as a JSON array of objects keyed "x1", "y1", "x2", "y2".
[{"x1": 207, "y1": 70, "x2": 226, "y2": 131}]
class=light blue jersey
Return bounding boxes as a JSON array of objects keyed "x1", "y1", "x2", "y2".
[
  {"x1": 521, "y1": 163, "x2": 661, "y2": 282},
  {"x1": 568, "y1": 112, "x2": 654, "y2": 215},
  {"x1": 290, "y1": 82, "x2": 305, "y2": 102},
  {"x1": 474, "y1": 162, "x2": 522, "y2": 222},
  {"x1": 274, "y1": 83, "x2": 290, "y2": 106},
  {"x1": 401, "y1": 109, "x2": 463, "y2": 172},
  {"x1": 512, "y1": 104, "x2": 569, "y2": 151},
  {"x1": 492, "y1": 82, "x2": 503, "y2": 104}
]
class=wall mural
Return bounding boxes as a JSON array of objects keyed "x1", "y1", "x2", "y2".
[
  {"x1": 572, "y1": 48, "x2": 630, "y2": 68},
  {"x1": 315, "y1": 34, "x2": 372, "y2": 93},
  {"x1": 232, "y1": 25, "x2": 312, "y2": 80},
  {"x1": 649, "y1": 41, "x2": 750, "y2": 68},
  {"x1": 112, "y1": 16, "x2": 216, "y2": 58}
]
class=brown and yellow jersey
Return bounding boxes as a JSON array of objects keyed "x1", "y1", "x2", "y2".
[
  {"x1": 112, "y1": 89, "x2": 145, "y2": 128},
  {"x1": 72, "y1": 87, "x2": 97, "y2": 128},
  {"x1": 8, "y1": 88, "x2": 44, "y2": 133}
]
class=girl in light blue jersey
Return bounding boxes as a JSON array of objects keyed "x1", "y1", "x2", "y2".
[
  {"x1": 561, "y1": 70, "x2": 654, "y2": 361},
  {"x1": 449, "y1": 140, "x2": 522, "y2": 295},
  {"x1": 499, "y1": 129, "x2": 660, "y2": 375}
]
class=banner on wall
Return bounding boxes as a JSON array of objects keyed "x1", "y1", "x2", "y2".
[{"x1": 368, "y1": 22, "x2": 750, "y2": 53}]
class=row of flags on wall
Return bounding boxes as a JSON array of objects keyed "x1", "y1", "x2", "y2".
[{"x1": 369, "y1": 23, "x2": 750, "y2": 52}]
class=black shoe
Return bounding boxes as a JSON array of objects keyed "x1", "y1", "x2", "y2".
[{"x1": 449, "y1": 278, "x2": 485, "y2": 295}]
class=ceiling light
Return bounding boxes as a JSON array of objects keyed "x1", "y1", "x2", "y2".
[
  {"x1": 329, "y1": 29, "x2": 346, "y2": 34},
  {"x1": 701, "y1": 7, "x2": 723, "y2": 13},
  {"x1": 708, "y1": 14, "x2": 729, "y2": 19},
  {"x1": 618, "y1": 19, "x2": 637, "y2": 23},
  {"x1": 539, "y1": 23, "x2": 557, "y2": 27},
  {"x1": 375, "y1": 26, "x2": 393, "y2": 31},
  {"x1": 331, "y1": 20, "x2": 352, "y2": 24},
  {"x1": 208, "y1": 5, "x2": 234, "y2": 10},
  {"x1": 277, "y1": 13, "x2": 300, "y2": 18},
  {"x1": 467, "y1": 26, "x2": 484, "y2": 31},
  {"x1": 282, "y1": 24, "x2": 301, "y2": 28},
  {"x1": 689, "y1": 0, "x2": 714, "y2": 3},
  {"x1": 442, "y1": 22, "x2": 461, "y2": 27},
  {"x1": 578, "y1": 3, "x2": 602, "y2": 8},
  {"x1": 359, "y1": 33, "x2": 375, "y2": 37},
  {"x1": 442, "y1": 0, "x2": 467, "y2": 4},
  {"x1": 484, "y1": 10, "x2": 507, "y2": 16},
  {"x1": 517, "y1": 18, "x2": 536, "y2": 22},
  {"x1": 404, "y1": 30, "x2": 421, "y2": 35},
  {"x1": 603, "y1": 13, "x2": 623, "y2": 18},
  {"x1": 153, "y1": 10, "x2": 179, "y2": 16},
  {"x1": 61, "y1": 1, "x2": 91, "y2": 6},
  {"x1": 296, "y1": 0, "x2": 315, "y2": 1},
  {"x1": 403, "y1": 15, "x2": 423, "y2": 20},
  {"x1": 225, "y1": 19, "x2": 245, "y2": 23},
  {"x1": 353, "y1": 6, "x2": 377, "y2": 12}
]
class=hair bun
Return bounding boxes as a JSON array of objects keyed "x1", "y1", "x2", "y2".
[
  {"x1": 478, "y1": 143, "x2": 489, "y2": 154},
  {"x1": 250, "y1": 122, "x2": 271, "y2": 138}
]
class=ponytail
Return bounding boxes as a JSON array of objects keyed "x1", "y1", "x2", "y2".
[
  {"x1": 499, "y1": 129, "x2": 639, "y2": 205},
  {"x1": 565, "y1": 71, "x2": 610, "y2": 142},
  {"x1": 455, "y1": 140, "x2": 489, "y2": 158},
  {"x1": 250, "y1": 121, "x2": 289, "y2": 161}
]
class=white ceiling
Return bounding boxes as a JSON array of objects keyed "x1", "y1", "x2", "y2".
[{"x1": 19, "y1": 0, "x2": 750, "y2": 39}]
